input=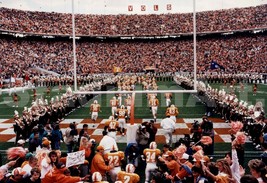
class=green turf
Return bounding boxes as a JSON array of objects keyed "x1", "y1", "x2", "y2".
[
  {"x1": 1, "y1": 82, "x2": 265, "y2": 119},
  {"x1": 0, "y1": 81, "x2": 266, "y2": 181}
]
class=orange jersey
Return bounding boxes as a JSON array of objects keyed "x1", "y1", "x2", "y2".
[
  {"x1": 125, "y1": 98, "x2": 132, "y2": 106},
  {"x1": 117, "y1": 108, "x2": 128, "y2": 119},
  {"x1": 165, "y1": 93, "x2": 172, "y2": 99},
  {"x1": 149, "y1": 98, "x2": 159, "y2": 107},
  {"x1": 147, "y1": 93, "x2": 154, "y2": 100},
  {"x1": 104, "y1": 151, "x2": 125, "y2": 167},
  {"x1": 117, "y1": 171, "x2": 140, "y2": 183},
  {"x1": 176, "y1": 161, "x2": 193, "y2": 179},
  {"x1": 105, "y1": 120, "x2": 119, "y2": 131},
  {"x1": 166, "y1": 106, "x2": 179, "y2": 116},
  {"x1": 90, "y1": 103, "x2": 100, "y2": 112},
  {"x1": 110, "y1": 99, "x2": 118, "y2": 107},
  {"x1": 143, "y1": 148, "x2": 161, "y2": 163}
]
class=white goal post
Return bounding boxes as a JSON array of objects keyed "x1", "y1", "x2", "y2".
[{"x1": 72, "y1": 0, "x2": 197, "y2": 94}]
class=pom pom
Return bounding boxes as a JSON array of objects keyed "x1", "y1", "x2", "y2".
[
  {"x1": 235, "y1": 132, "x2": 246, "y2": 144},
  {"x1": 6, "y1": 147, "x2": 26, "y2": 160},
  {"x1": 173, "y1": 144, "x2": 187, "y2": 159},
  {"x1": 200, "y1": 136, "x2": 213, "y2": 145},
  {"x1": 192, "y1": 150, "x2": 204, "y2": 162},
  {"x1": 192, "y1": 145, "x2": 203, "y2": 152},
  {"x1": 230, "y1": 121, "x2": 243, "y2": 134}
]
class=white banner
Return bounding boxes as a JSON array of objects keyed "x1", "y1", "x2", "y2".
[{"x1": 66, "y1": 150, "x2": 85, "y2": 168}]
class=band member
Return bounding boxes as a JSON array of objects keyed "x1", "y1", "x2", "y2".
[
  {"x1": 110, "y1": 96, "x2": 118, "y2": 116},
  {"x1": 164, "y1": 92, "x2": 172, "y2": 107},
  {"x1": 90, "y1": 100, "x2": 101, "y2": 122}
]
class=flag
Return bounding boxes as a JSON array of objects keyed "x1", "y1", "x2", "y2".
[{"x1": 210, "y1": 60, "x2": 225, "y2": 70}]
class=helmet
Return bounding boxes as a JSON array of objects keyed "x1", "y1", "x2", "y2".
[
  {"x1": 126, "y1": 164, "x2": 135, "y2": 173},
  {"x1": 109, "y1": 116, "x2": 114, "y2": 120},
  {"x1": 170, "y1": 104, "x2": 175, "y2": 108},
  {"x1": 94, "y1": 100, "x2": 98, "y2": 104},
  {"x1": 121, "y1": 105, "x2": 125, "y2": 109},
  {"x1": 92, "y1": 172, "x2": 102, "y2": 182},
  {"x1": 149, "y1": 141, "x2": 157, "y2": 149}
]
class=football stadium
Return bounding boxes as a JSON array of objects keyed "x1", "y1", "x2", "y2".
[{"x1": 0, "y1": 0, "x2": 266, "y2": 182}]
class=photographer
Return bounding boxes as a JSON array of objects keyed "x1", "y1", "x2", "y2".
[
  {"x1": 190, "y1": 120, "x2": 202, "y2": 143},
  {"x1": 136, "y1": 125, "x2": 150, "y2": 160},
  {"x1": 200, "y1": 116, "x2": 214, "y2": 155},
  {"x1": 64, "y1": 122, "x2": 78, "y2": 153}
]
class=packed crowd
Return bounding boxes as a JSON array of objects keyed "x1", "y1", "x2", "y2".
[
  {"x1": 0, "y1": 33, "x2": 266, "y2": 81},
  {"x1": 0, "y1": 5, "x2": 266, "y2": 36}
]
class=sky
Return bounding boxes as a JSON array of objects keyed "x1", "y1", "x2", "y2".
[{"x1": 0, "y1": 0, "x2": 266, "y2": 15}]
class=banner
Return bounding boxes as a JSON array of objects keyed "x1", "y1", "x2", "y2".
[
  {"x1": 128, "y1": 5, "x2": 133, "y2": 11},
  {"x1": 66, "y1": 150, "x2": 85, "y2": 168},
  {"x1": 154, "y1": 5, "x2": 158, "y2": 11},
  {"x1": 167, "y1": 4, "x2": 172, "y2": 10},
  {"x1": 141, "y1": 5, "x2": 146, "y2": 11}
]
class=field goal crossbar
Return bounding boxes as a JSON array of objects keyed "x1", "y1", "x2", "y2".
[{"x1": 73, "y1": 90, "x2": 198, "y2": 95}]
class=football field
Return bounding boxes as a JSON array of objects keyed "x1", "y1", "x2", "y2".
[{"x1": 0, "y1": 81, "x2": 265, "y2": 179}]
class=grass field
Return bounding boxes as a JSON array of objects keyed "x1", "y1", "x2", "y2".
[
  {"x1": 0, "y1": 81, "x2": 266, "y2": 180},
  {"x1": 0, "y1": 81, "x2": 266, "y2": 119}
]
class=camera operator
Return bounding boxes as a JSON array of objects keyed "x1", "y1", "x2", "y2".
[
  {"x1": 200, "y1": 116, "x2": 214, "y2": 155},
  {"x1": 190, "y1": 120, "x2": 202, "y2": 143},
  {"x1": 136, "y1": 125, "x2": 150, "y2": 159}
]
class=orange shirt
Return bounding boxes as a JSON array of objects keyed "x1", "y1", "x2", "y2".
[
  {"x1": 149, "y1": 98, "x2": 159, "y2": 107},
  {"x1": 104, "y1": 151, "x2": 125, "y2": 167},
  {"x1": 176, "y1": 161, "x2": 193, "y2": 179},
  {"x1": 117, "y1": 108, "x2": 128, "y2": 119},
  {"x1": 166, "y1": 160, "x2": 180, "y2": 177},
  {"x1": 90, "y1": 103, "x2": 100, "y2": 112},
  {"x1": 110, "y1": 99, "x2": 118, "y2": 107},
  {"x1": 42, "y1": 168, "x2": 81, "y2": 183},
  {"x1": 143, "y1": 148, "x2": 161, "y2": 163},
  {"x1": 117, "y1": 171, "x2": 140, "y2": 183},
  {"x1": 105, "y1": 120, "x2": 119, "y2": 131},
  {"x1": 166, "y1": 106, "x2": 179, "y2": 116},
  {"x1": 91, "y1": 153, "x2": 112, "y2": 176}
]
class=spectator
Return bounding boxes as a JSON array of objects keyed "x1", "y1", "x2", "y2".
[
  {"x1": 248, "y1": 159, "x2": 267, "y2": 183},
  {"x1": 91, "y1": 145, "x2": 114, "y2": 181},
  {"x1": 23, "y1": 167, "x2": 41, "y2": 183}
]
